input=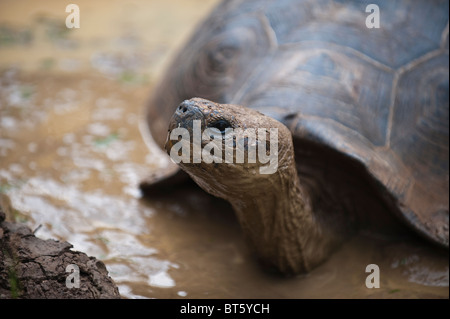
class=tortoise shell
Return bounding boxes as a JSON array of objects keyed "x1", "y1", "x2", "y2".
[{"x1": 145, "y1": 0, "x2": 449, "y2": 246}]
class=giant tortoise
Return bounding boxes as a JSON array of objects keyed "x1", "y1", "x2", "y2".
[{"x1": 141, "y1": 0, "x2": 449, "y2": 275}]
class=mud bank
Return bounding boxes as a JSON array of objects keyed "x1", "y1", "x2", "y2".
[{"x1": 0, "y1": 208, "x2": 120, "y2": 299}]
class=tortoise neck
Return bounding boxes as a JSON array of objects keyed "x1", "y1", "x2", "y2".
[{"x1": 230, "y1": 157, "x2": 338, "y2": 275}]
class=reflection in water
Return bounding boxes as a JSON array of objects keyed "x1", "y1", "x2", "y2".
[{"x1": 0, "y1": 0, "x2": 448, "y2": 299}]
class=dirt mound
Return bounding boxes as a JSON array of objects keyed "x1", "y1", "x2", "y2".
[{"x1": 0, "y1": 210, "x2": 120, "y2": 299}]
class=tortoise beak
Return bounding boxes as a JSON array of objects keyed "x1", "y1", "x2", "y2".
[
  {"x1": 164, "y1": 116, "x2": 178, "y2": 154},
  {"x1": 164, "y1": 134, "x2": 175, "y2": 155}
]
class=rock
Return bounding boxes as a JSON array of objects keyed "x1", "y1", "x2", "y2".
[{"x1": 0, "y1": 208, "x2": 120, "y2": 299}]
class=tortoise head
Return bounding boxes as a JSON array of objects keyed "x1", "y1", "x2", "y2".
[
  {"x1": 164, "y1": 98, "x2": 293, "y2": 200},
  {"x1": 165, "y1": 98, "x2": 322, "y2": 275}
]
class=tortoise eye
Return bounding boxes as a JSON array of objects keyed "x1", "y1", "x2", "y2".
[{"x1": 209, "y1": 119, "x2": 231, "y2": 134}]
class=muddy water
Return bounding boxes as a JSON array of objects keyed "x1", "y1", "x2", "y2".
[{"x1": 0, "y1": 0, "x2": 448, "y2": 299}]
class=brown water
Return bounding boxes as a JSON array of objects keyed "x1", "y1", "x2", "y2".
[{"x1": 0, "y1": 0, "x2": 448, "y2": 299}]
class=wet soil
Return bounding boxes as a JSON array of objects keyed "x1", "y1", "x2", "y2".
[{"x1": 0, "y1": 208, "x2": 119, "y2": 298}]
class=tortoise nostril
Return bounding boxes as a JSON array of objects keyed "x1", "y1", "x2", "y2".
[{"x1": 178, "y1": 101, "x2": 192, "y2": 114}]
